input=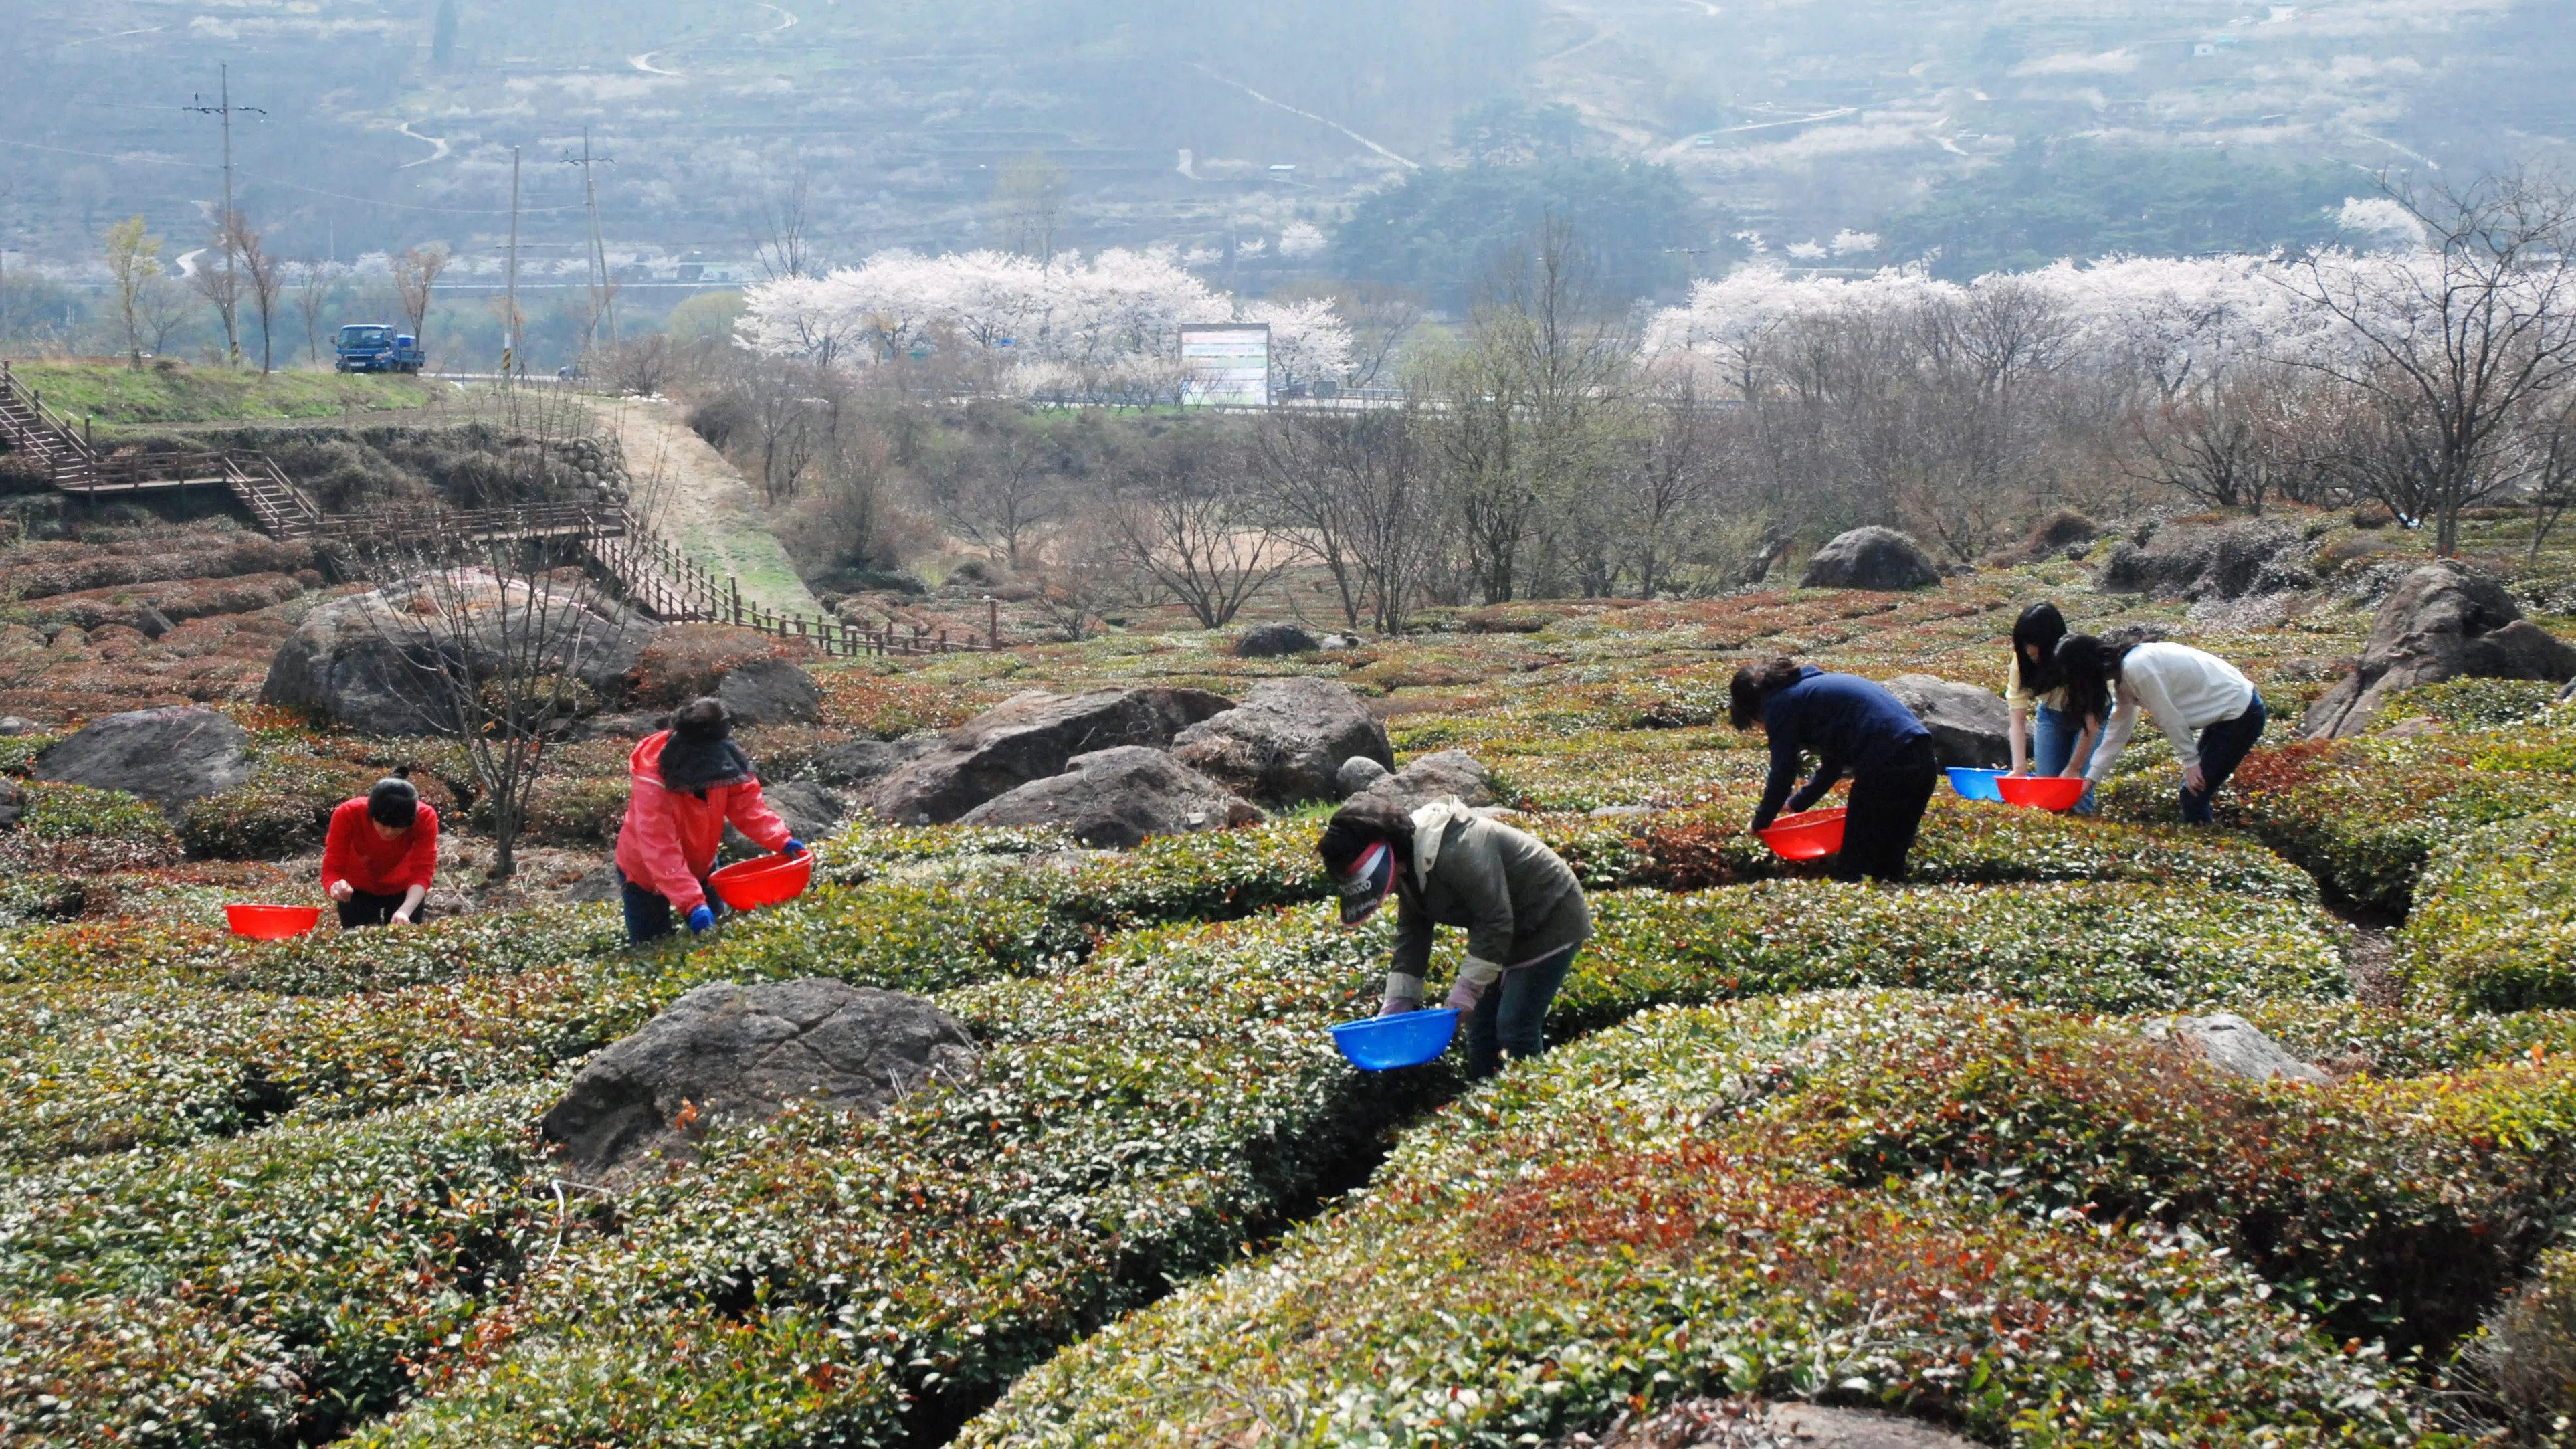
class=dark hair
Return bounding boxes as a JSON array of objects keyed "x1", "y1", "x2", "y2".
[
  {"x1": 672, "y1": 696, "x2": 732, "y2": 743},
  {"x1": 2011, "y1": 602, "x2": 2068, "y2": 694},
  {"x1": 367, "y1": 766, "x2": 419, "y2": 830},
  {"x1": 2052, "y1": 634, "x2": 2135, "y2": 727},
  {"x1": 1727, "y1": 656, "x2": 1805, "y2": 731},
  {"x1": 1318, "y1": 794, "x2": 1414, "y2": 878}
]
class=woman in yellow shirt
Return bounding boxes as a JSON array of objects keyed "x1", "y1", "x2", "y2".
[{"x1": 2005, "y1": 602, "x2": 2096, "y2": 813}]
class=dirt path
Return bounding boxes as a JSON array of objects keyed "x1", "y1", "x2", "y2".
[{"x1": 593, "y1": 397, "x2": 821, "y2": 619}]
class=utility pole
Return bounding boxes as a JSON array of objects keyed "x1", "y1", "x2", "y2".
[
  {"x1": 185, "y1": 65, "x2": 265, "y2": 367},
  {"x1": 502, "y1": 145, "x2": 521, "y2": 384},
  {"x1": 564, "y1": 130, "x2": 617, "y2": 351}
]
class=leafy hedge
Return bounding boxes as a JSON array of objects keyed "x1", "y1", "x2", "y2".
[
  {"x1": 964, "y1": 992, "x2": 2508, "y2": 1446},
  {"x1": 0, "y1": 1087, "x2": 558, "y2": 1446},
  {"x1": 2105, "y1": 737, "x2": 2576, "y2": 912},
  {"x1": 0, "y1": 782, "x2": 180, "y2": 873},
  {"x1": 1571, "y1": 878, "x2": 2347, "y2": 1025},
  {"x1": 2370, "y1": 678, "x2": 2567, "y2": 734},
  {"x1": 2399, "y1": 803, "x2": 2576, "y2": 1011}
]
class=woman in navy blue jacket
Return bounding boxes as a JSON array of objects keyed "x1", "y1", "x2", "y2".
[{"x1": 1729, "y1": 656, "x2": 1939, "y2": 882}]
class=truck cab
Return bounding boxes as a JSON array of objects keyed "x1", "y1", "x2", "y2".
[{"x1": 334, "y1": 324, "x2": 425, "y2": 374}]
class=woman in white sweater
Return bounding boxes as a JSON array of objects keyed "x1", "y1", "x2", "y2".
[{"x1": 2054, "y1": 636, "x2": 2267, "y2": 825}]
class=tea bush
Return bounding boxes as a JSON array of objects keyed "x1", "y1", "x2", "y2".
[
  {"x1": 1, "y1": 781, "x2": 180, "y2": 872},
  {"x1": 962, "y1": 993, "x2": 2468, "y2": 1446},
  {"x1": 2371, "y1": 678, "x2": 2568, "y2": 733},
  {"x1": 1571, "y1": 878, "x2": 2345, "y2": 1027},
  {"x1": 2400, "y1": 802, "x2": 2576, "y2": 1011},
  {"x1": 0, "y1": 1086, "x2": 557, "y2": 1445},
  {"x1": 2106, "y1": 737, "x2": 2576, "y2": 912}
]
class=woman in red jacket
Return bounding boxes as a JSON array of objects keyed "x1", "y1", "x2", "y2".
[
  {"x1": 615, "y1": 696, "x2": 801, "y2": 943},
  {"x1": 322, "y1": 771, "x2": 438, "y2": 929}
]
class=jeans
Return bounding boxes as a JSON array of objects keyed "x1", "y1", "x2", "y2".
[
  {"x1": 2029, "y1": 704, "x2": 2099, "y2": 815},
  {"x1": 620, "y1": 868, "x2": 723, "y2": 943},
  {"x1": 1464, "y1": 943, "x2": 1577, "y2": 1080},
  {"x1": 1836, "y1": 736, "x2": 1939, "y2": 883},
  {"x1": 336, "y1": 889, "x2": 408, "y2": 929},
  {"x1": 2180, "y1": 694, "x2": 2268, "y2": 826}
]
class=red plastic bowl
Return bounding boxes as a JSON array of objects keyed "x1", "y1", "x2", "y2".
[
  {"x1": 1998, "y1": 775, "x2": 2088, "y2": 811},
  {"x1": 225, "y1": 903, "x2": 322, "y2": 940},
  {"x1": 1758, "y1": 807, "x2": 1848, "y2": 862},
  {"x1": 710, "y1": 852, "x2": 813, "y2": 911}
]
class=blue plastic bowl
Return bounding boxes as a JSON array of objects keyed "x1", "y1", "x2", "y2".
[
  {"x1": 1947, "y1": 766, "x2": 2006, "y2": 802},
  {"x1": 1330, "y1": 1009, "x2": 1462, "y2": 1071}
]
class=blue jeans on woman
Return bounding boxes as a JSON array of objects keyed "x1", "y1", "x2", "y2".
[
  {"x1": 2029, "y1": 704, "x2": 2098, "y2": 815},
  {"x1": 2180, "y1": 695, "x2": 2268, "y2": 826},
  {"x1": 1464, "y1": 943, "x2": 1578, "y2": 1080}
]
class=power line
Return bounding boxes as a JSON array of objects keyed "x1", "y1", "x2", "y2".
[
  {"x1": 183, "y1": 64, "x2": 264, "y2": 364},
  {"x1": 563, "y1": 130, "x2": 617, "y2": 347},
  {"x1": 0, "y1": 137, "x2": 589, "y2": 217}
]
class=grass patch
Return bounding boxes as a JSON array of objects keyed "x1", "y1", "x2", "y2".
[{"x1": 9, "y1": 361, "x2": 445, "y2": 427}]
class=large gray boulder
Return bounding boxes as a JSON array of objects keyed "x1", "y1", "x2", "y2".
[
  {"x1": 957, "y1": 745, "x2": 1263, "y2": 848},
  {"x1": 1170, "y1": 677, "x2": 1393, "y2": 805},
  {"x1": 717, "y1": 656, "x2": 822, "y2": 727},
  {"x1": 805, "y1": 735, "x2": 938, "y2": 789},
  {"x1": 1234, "y1": 623, "x2": 1318, "y2": 658},
  {"x1": 2302, "y1": 562, "x2": 2576, "y2": 739},
  {"x1": 2097, "y1": 517, "x2": 2312, "y2": 601},
  {"x1": 541, "y1": 978, "x2": 978, "y2": 1181},
  {"x1": 1883, "y1": 674, "x2": 2009, "y2": 769},
  {"x1": 1799, "y1": 527, "x2": 1940, "y2": 591},
  {"x1": 36, "y1": 706, "x2": 250, "y2": 809},
  {"x1": 867, "y1": 686, "x2": 1237, "y2": 824},
  {"x1": 2142, "y1": 1012, "x2": 2331, "y2": 1086},
  {"x1": 1349, "y1": 749, "x2": 1498, "y2": 812},
  {"x1": 759, "y1": 779, "x2": 847, "y2": 842},
  {"x1": 261, "y1": 571, "x2": 656, "y2": 736}
]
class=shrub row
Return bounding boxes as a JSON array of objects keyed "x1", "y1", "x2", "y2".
[
  {"x1": 349, "y1": 870, "x2": 2372, "y2": 1449},
  {"x1": 1571, "y1": 878, "x2": 2347, "y2": 1024},
  {"x1": 2104, "y1": 735, "x2": 2576, "y2": 912},
  {"x1": 965, "y1": 992, "x2": 2502, "y2": 1446},
  {"x1": 2399, "y1": 802, "x2": 2576, "y2": 1011}
]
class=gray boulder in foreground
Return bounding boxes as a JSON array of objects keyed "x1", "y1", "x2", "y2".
[
  {"x1": 716, "y1": 656, "x2": 823, "y2": 726},
  {"x1": 2143, "y1": 1012, "x2": 2331, "y2": 1085},
  {"x1": 1882, "y1": 674, "x2": 2009, "y2": 770},
  {"x1": 36, "y1": 706, "x2": 251, "y2": 808},
  {"x1": 1171, "y1": 676, "x2": 1393, "y2": 804},
  {"x1": 1348, "y1": 748, "x2": 1498, "y2": 811},
  {"x1": 2302, "y1": 561, "x2": 2576, "y2": 739},
  {"x1": 867, "y1": 686, "x2": 1236, "y2": 824},
  {"x1": 542, "y1": 979, "x2": 978, "y2": 1180},
  {"x1": 1799, "y1": 527, "x2": 1941, "y2": 591},
  {"x1": 957, "y1": 745, "x2": 1263, "y2": 848}
]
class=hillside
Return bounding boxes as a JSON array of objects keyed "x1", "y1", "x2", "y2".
[
  {"x1": 7, "y1": 497, "x2": 2576, "y2": 1438},
  {"x1": 1, "y1": 0, "x2": 2567, "y2": 285}
]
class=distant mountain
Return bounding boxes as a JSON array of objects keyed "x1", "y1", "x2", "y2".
[{"x1": 0, "y1": 0, "x2": 2567, "y2": 292}]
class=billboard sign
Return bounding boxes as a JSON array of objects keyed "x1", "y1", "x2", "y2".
[{"x1": 1179, "y1": 322, "x2": 1271, "y2": 407}]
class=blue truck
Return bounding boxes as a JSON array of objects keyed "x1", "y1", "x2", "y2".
[{"x1": 334, "y1": 324, "x2": 426, "y2": 374}]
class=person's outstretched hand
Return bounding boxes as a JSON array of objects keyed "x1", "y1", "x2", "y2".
[
  {"x1": 686, "y1": 904, "x2": 715, "y2": 935},
  {"x1": 781, "y1": 838, "x2": 807, "y2": 858},
  {"x1": 1377, "y1": 997, "x2": 1421, "y2": 1018},
  {"x1": 326, "y1": 880, "x2": 354, "y2": 904},
  {"x1": 1444, "y1": 978, "x2": 1488, "y2": 1013}
]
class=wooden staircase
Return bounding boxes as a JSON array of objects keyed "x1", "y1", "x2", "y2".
[{"x1": 0, "y1": 360, "x2": 998, "y2": 658}]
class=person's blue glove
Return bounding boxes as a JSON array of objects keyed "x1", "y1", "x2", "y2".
[
  {"x1": 686, "y1": 904, "x2": 715, "y2": 935},
  {"x1": 781, "y1": 838, "x2": 807, "y2": 858}
]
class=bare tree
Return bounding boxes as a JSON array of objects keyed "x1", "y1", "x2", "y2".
[
  {"x1": 940, "y1": 402, "x2": 1072, "y2": 568},
  {"x1": 359, "y1": 541, "x2": 628, "y2": 880},
  {"x1": 101, "y1": 215, "x2": 163, "y2": 369},
  {"x1": 189, "y1": 212, "x2": 245, "y2": 367},
  {"x1": 2292, "y1": 171, "x2": 2576, "y2": 554},
  {"x1": 1100, "y1": 426, "x2": 1292, "y2": 628},
  {"x1": 1619, "y1": 375, "x2": 1726, "y2": 597},
  {"x1": 1027, "y1": 520, "x2": 1129, "y2": 642},
  {"x1": 748, "y1": 169, "x2": 815, "y2": 282},
  {"x1": 1252, "y1": 403, "x2": 1443, "y2": 633},
  {"x1": 294, "y1": 260, "x2": 348, "y2": 368},
  {"x1": 391, "y1": 242, "x2": 454, "y2": 360},
  {"x1": 231, "y1": 214, "x2": 284, "y2": 375}
]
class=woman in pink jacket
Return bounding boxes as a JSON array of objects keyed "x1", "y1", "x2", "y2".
[{"x1": 614, "y1": 697, "x2": 802, "y2": 943}]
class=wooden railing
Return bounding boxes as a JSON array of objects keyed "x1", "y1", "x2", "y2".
[{"x1": 3, "y1": 360, "x2": 1000, "y2": 658}]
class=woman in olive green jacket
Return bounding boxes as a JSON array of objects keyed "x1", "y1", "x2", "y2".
[{"x1": 1318, "y1": 793, "x2": 1591, "y2": 1079}]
